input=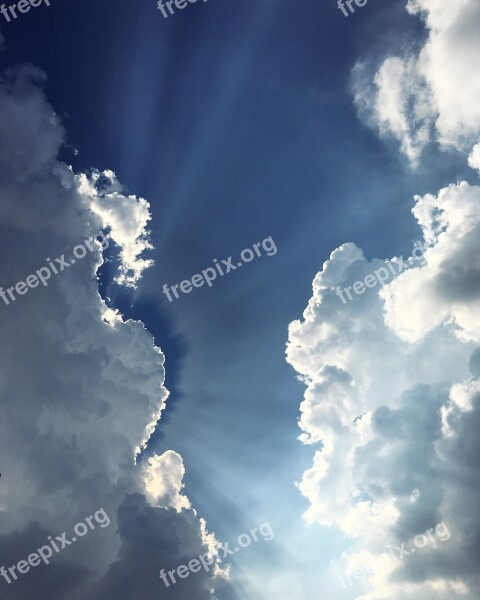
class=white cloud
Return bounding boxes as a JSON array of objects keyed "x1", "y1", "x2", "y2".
[
  {"x1": 79, "y1": 169, "x2": 154, "y2": 288},
  {"x1": 287, "y1": 176, "x2": 480, "y2": 596},
  {"x1": 381, "y1": 181, "x2": 480, "y2": 343},
  {"x1": 370, "y1": 56, "x2": 433, "y2": 165},
  {"x1": 294, "y1": 3, "x2": 480, "y2": 595},
  {"x1": 468, "y1": 143, "x2": 480, "y2": 173},
  {"x1": 354, "y1": 0, "x2": 480, "y2": 164},
  {"x1": 144, "y1": 451, "x2": 191, "y2": 511}
]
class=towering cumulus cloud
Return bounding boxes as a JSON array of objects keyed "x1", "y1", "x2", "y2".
[
  {"x1": 287, "y1": 1, "x2": 480, "y2": 598},
  {"x1": 0, "y1": 65, "x2": 222, "y2": 598}
]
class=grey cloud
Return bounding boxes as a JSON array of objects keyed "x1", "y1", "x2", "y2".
[
  {"x1": 87, "y1": 494, "x2": 215, "y2": 600},
  {"x1": 0, "y1": 63, "x2": 224, "y2": 599}
]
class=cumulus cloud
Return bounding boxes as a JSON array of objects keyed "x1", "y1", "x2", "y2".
[
  {"x1": 79, "y1": 169, "x2": 154, "y2": 288},
  {"x1": 287, "y1": 145, "x2": 480, "y2": 597},
  {"x1": 144, "y1": 451, "x2": 191, "y2": 511},
  {"x1": 288, "y1": 0, "x2": 480, "y2": 584},
  {"x1": 468, "y1": 143, "x2": 480, "y2": 173},
  {"x1": 354, "y1": 56, "x2": 434, "y2": 165},
  {"x1": 0, "y1": 65, "x2": 222, "y2": 599},
  {"x1": 354, "y1": 0, "x2": 480, "y2": 164},
  {"x1": 87, "y1": 494, "x2": 218, "y2": 600},
  {"x1": 381, "y1": 181, "x2": 480, "y2": 343}
]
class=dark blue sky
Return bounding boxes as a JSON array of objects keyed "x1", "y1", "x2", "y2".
[{"x1": 1, "y1": 0, "x2": 473, "y2": 596}]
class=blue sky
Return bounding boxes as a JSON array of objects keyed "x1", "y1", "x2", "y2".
[{"x1": 1, "y1": 0, "x2": 480, "y2": 599}]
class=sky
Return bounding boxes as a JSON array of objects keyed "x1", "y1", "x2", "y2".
[{"x1": 0, "y1": 0, "x2": 479, "y2": 599}]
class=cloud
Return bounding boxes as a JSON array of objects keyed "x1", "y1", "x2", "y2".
[
  {"x1": 354, "y1": 56, "x2": 434, "y2": 165},
  {"x1": 287, "y1": 176, "x2": 480, "y2": 597},
  {"x1": 381, "y1": 181, "x2": 480, "y2": 343},
  {"x1": 79, "y1": 169, "x2": 154, "y2": 288},
  {"x1": 0, "y1": 64, "x2": 223, "y2": 598},
  {"x1": 291, "y1": 4, "x2": 480, "y2": 595},
  {"x1": 468, "y1": 143, "x2": 480, "y2": 173},
  {"x1": 87, "y1": 494, "x2": 218, "y2": 600},
  {"x1": 143, "y1": 451, "x2": 192, "y2": 511},
  {"x1": 354, "y1": 0, "x2": 480, "y2": 164}
]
